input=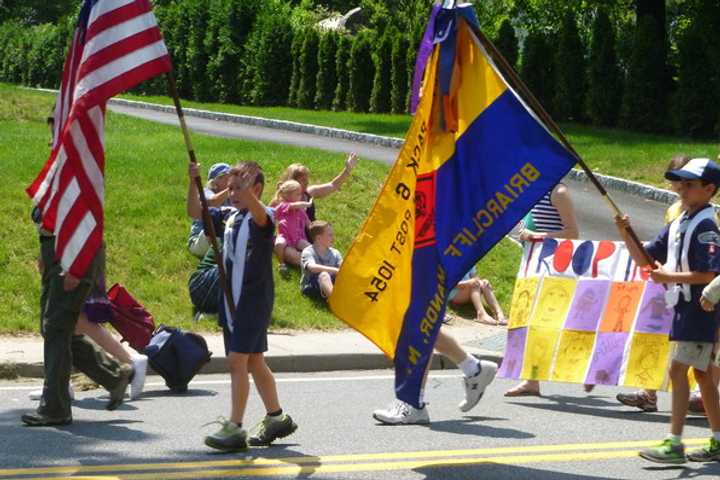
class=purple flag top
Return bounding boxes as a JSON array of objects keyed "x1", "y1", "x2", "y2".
[{"x1": 409, "y1": 3, "x2": 441, "y2": 114}]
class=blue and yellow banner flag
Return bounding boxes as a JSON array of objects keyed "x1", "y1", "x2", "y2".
[{"x1": 329, "y1": 4, "x2": 578, "y2": 407}]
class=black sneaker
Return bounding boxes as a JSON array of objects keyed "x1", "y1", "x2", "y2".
[
  {"x1": 21, "y1": 411, "x2": 72, "y2": 427},
  {"x1": 248, "y1": 414, "x2": 298, "y2": 446},
  {"x1": 107, "y1": 364, "x2": 133, "y2": 411}
]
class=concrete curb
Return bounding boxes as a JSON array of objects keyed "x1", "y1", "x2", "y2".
[
  {"x1": 108, "y1": 97, "x2": 406, "y2": 149},
  {"x1": 108, "y1": 96, "x2": 686, "y2": 205},
  {"x1": 3, "y1": 349, "x2": 503, "y2": 379},
  {"x1": 30, "y1": 87, "x2": 682, "y2": 205}
]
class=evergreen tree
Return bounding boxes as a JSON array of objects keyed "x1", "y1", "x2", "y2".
[
  {"x1": 587, "y1": 9, "x2": 622, "y2": 126},
  {"x1": 553, "y1": 12, "x2": 585, "y2": 122},
  {"x1": 297, "y1": 28, "x2": 320, "y2": 109},
  {"x1": 521, "y1": 30, "x2": 555, "y2": 115},
  {"x1": 287, "y1": 29, "x2": 305, "y2": 107},
  {"x1": 185, "y1": 0, "x2": 211, "y2": 101},
  {"x1": 370, "y1": 30, "x2": 393, "y2": 113},
  {"x1": 332, "y1": 34, "x2": 352, "y2": 111},
  {"x1": 348, "y1": 31, "x2": 374, "y2": 112},
  {"x1": 620, "y1": 15, "x2": 668, "y2": 133},
  {"x1": 390, "y1": 34, "x2": 410, "y2": 114},
  {"x1": 249, "y1": 9, "x2": 293, "y2": 106},
  {"x1": 315, "y1": 31, "x2": 339, "y2": 110},
  {"x1": 673, "y1": 0, "x2": 720, "y2": 137},
  {"x1": 494, "y1": 18, "x2": 518, "y2": 71}
]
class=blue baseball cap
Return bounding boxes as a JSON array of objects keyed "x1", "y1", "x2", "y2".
[
  {"x1": 208, "y1": 163, "x2": 231, "y2": 180},
  {"x1": 665, "y1": 158, "x2": 720, "y2": 186}
]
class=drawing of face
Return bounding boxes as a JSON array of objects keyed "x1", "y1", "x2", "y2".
[
  {"x1": 538, "y1": 285, "x2": 569, "y2": 322},
  {"x1": 511, "y1": 288, "x2": 532, "y2": 326},
  {"x1": 639, "y1": 346, "x2": 660, "y2": 369}
]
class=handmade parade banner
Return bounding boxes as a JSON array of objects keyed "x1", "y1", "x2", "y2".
[{"x1": 498, "y1": 238, "x2": 675, "y2": 390}]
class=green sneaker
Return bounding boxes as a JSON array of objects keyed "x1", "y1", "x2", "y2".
[
  {"x1": 204, "y1": 417, "x2": 248, "y2": 452},
  {"x1": 248, "y1": 414, "x2": 298, "y2": 446},
  {"x1": 639, "y1": 438, "x2": 686, "y2": 464},
  {"x1": 687, "y1": 438, "x2": 720, "y2": 462}
]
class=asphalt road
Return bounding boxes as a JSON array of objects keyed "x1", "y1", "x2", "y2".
[
  {"x1": 1, "y1": 371, "x2": 719, "y2": 479},
  {"x1": 107, "y1": 104, "x2": 667, "y2": 243}
]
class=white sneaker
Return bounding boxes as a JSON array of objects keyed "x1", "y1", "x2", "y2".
[
  {"x1": 372, "y1": 399, "x2": 430, "y2": 425},
  {"x1": 129, "y1": 355, "x2": 148, "y2": 400},
  {"x1": 29, "y1": 384, "x2": 75, "y2": 401},
  {"x1": 459, "y1": 360, "x2": 497, "y2": 412}
]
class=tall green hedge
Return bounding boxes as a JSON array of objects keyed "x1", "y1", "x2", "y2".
[
  {"x1": 205, "y1": 0, "x2": 260, "y2": 103},
  {"x1": 287, "y1": 29, "x2": 305, "y2": 107},
  {"x1": 348, "y1": 31, "x2": 374, "y2": 113},
  {"x1": 185, "y1": 0, "x2": 211, "y2": 102},
  {"x1": 297, "y1": 28, "x2": 320, "y2": 109},
  {"x1": 553, "y1": 12, "x2": 585, "y2": 122},
  {"x1": 315, "y1": 31, "x2": 338, "y2": 110},
  {"x1": 390, "y1": 34, "x2": 410, "y2": 114},
  {"x1": 332, "y1": 34, "x2": 352, "y2": 111},
  {"x1": 587, "y1": 9, "x2": 622, "y2": 126},
  {"x1": 620, "y1": 15, "x2": 667, "y2": 133},
  {"x1": 494, "y1": 19, "x2": 518, "y2": 71},
  {"x1": 521, "y1": 30, "x2": 555, "y2": 115},
  {"x1": 370, "y1": 31, "x2": 392, "y2": 113},
  {"x1": 673, "y1": 0, "x2": 720, "y2": 137},
  {"x1": 247, "y1": 9, "x2": 293, "y2": 106}
]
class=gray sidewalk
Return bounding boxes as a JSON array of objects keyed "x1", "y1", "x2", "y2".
[{"x1": 0, "y1": 318, "x2": 506, "y2": 379}]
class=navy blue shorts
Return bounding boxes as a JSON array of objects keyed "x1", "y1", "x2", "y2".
[{"x1": 223, "y1": 323, "x2": 268, "y2": 355}]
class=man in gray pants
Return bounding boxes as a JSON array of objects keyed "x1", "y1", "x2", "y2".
[{"x1": 21, "y1": 231, "x2": 132, "y2": 427}]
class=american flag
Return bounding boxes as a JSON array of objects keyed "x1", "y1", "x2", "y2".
[{"x1": 26, "y1": 0, "x2": 172, "y2": 277}]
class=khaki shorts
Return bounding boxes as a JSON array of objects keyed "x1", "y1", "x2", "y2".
[{"x1": 671, "y1": 341, "x2": 715, "y2": 371}]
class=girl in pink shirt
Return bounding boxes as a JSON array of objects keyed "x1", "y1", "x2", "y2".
[{"x1": 273, "y1": 180, "x2": 312, "y2": 275}]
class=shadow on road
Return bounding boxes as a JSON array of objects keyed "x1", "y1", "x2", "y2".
[
  {"x1": 428, "y1": 417, "x2": 535, "y2": 439},
  {"x1": 414, "y1": 462, "x2": 619, "y2": 480},
  {"x1": 506, "y1": 396, "x2": 709, "y2": 427},
  {"x1": 0, "y1": 407, "x2": 160, "y2": 466},
  {"x1": 644, "y1": 462, "x2": 720, "y2": 478}
]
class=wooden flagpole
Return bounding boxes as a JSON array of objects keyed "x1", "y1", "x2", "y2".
[
  {"x1": 166, "y1": 72, "x2": 237, "y2": 317},
  {"x1": 468, "y1": 23, "x2": 655, "y2": 267}
]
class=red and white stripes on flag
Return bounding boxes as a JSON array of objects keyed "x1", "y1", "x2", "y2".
[{"x1": 27, "y1": 0, "x2": 172, "y2": 277}]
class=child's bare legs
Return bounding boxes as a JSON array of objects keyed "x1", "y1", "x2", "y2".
[
  {"x1": 75, "y1": 314, "x2": 132, "y2": 364},
  {"x1": 274, "y1": 238, "x2": 288, "y2": 267},
  {"x1": 228, "y1": 352, "x2": 251, "y2": 425},
  {"x1": 695, "y1": 366, "x2": 720, "y2": 432},
  {"x1": 479, "y1": 280, "x2": 506, "y2": 325},
  {"x1": 450, "y1": 284, "x2": 495, "y2": 325},
  {"x1": 248, "y1": 353, "x2": 281, "y2": 414},
  {"x1": 669, "y1": 361, "x2": 691, "y2": 436},
  {"x1": 318, "y1": 272, "x2": 334, "y2": 298}
]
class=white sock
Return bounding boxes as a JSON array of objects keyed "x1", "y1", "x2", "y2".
[
  {"x1": 666, "y1": 434, "x2": 682, "y2": 444},
  {"x1": 459, "y1": 355, "x2": 481, "y2": 378},
  {"x1": 713, "y1": 431, "x2": 720, "y2": 442},
  {"x1": 418, "y1": 388, "x2": 425, "y2": 408}
]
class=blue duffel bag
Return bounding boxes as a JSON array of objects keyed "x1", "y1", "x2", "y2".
[{"x1": 144, "y1": 325, "x2": 212, "y2": 392}]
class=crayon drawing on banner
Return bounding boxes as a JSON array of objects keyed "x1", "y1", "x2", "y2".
[{"x1": 497, "y1": 238, "x2": 674, "y2": 391}]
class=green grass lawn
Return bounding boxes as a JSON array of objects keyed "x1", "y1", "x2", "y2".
[
  {"x1": 0, "y1": 83, "x2": 520, "y2": 334},
  {"x1": 121, "y1": 91, "x2": 719, "y2": 189}
]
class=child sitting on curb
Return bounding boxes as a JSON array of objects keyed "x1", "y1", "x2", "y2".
[{"x1": 300, "y1": 221, "x2": 342, "y2": 301}]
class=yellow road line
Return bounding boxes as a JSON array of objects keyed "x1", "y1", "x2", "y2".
[
  {"x1": 42, "y1": 450, "x2": 660, "y2": 480},
  {"x1": 0, "y1": 438, "x2": 708, "y2": 478}
]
